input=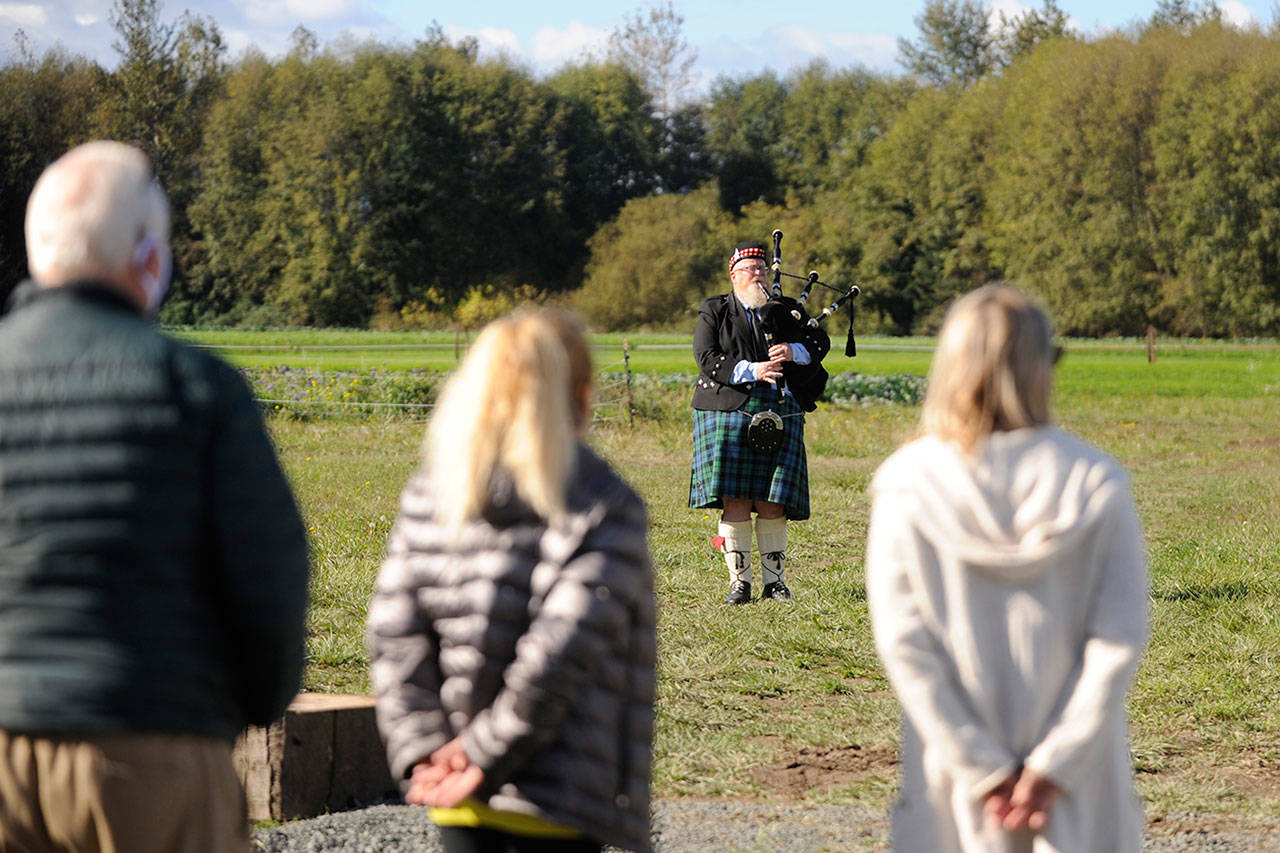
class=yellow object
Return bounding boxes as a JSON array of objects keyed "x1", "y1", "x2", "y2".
[{"x1": 429, "y1": 799, "x2": 584, "y2": 839}]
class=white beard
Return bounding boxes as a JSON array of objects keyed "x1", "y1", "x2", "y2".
[{"x1": 734, "y1": 281, "x2": 769, "y2": 310}]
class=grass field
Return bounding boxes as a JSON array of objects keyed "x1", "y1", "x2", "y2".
[
  {"x1": 224, "y1": 327, "x2": 1280, "y2": 821},
  {"x1": 172, "y1": 325, "x2": 1280, "y2": 384}
]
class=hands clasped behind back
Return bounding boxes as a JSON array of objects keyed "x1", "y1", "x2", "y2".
[
  {"x1": 982, "y1": 767, "x2": 1061, "y2": 833},
  {"x1": 406, "y1": 737, "x2": 485, "y2": 808}
]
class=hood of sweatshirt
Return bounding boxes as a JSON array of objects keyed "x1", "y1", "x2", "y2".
[{"x1": 870, "y1": 426, "x2": 1128, "y2": 582}]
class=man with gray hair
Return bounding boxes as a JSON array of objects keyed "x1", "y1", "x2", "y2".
[{"x1": 0, "y1": 141, "x2": 310, "y2": 850}]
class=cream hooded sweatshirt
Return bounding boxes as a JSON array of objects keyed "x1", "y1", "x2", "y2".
[{"x1": 867, "y1": 426, "x2": 1148, "y2": 853}]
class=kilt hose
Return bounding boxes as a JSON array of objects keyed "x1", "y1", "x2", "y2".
[{"x1": 689, "y1": 384, "x2": 810, "y2": 520}]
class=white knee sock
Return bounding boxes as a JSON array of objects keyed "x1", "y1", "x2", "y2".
[
  {"x1": 719, "y1": 519, "x2": 753, "y2": 585},
  {"x1": 755, "y1": 516, "x2": 787, "y2": 585}
]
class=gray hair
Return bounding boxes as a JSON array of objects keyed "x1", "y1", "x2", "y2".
[
  {"x1": 24, "y1": 141, "x2": 169, "y2": 287},
  {"x1": 921, "y1": 284, "x2": 1056, "y2": 453}
]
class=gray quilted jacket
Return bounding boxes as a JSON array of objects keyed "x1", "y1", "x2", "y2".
[{"x1": 367, "y1": 444, "x2": 656, "y2": 852}]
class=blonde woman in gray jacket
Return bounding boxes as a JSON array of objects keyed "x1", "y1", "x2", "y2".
[{"x1": 368, "y1": 308, "x2": 656, "y2": 853}]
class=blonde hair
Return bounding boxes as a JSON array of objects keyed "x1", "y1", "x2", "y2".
[
  {"x1": 921, "y1": 284, "x2": 1055, "y2": 453},
  {"x1": 427, "y1": 308, "x2": 593, "y2": 530},
  {"x1": 25, "y1": 141, "x2": 169, "y2": 286}
]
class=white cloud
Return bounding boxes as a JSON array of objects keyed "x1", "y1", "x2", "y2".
[
  {"x1": 772, "y1": 24, "x2": 826, "y2": 55},
  {"x1": 442, "y1": 24, "x2": 521, "y2": 55},
  {"x1": 439, "y1": 21, "x2": 609, "y2": 72},
  {"x1": 529, "y1": 21, "x2": 608, "y2": 66},
  {"x1": 284, "y1": 0, "x2": 354, "y2": 22},
  {"x1": 234, "y1": 0, "x2": 360, "y2": 28},
  {"x1": 223, "y1": 26, "x2": 290, "y2": 58},
  {"x1": 744, "y1": 25, "x2": 899, "y2": 76},
  {"x1": 1220, "y1": 0, "x2": 1257, "y2": 28},
  {"x1": 815, "y1": 31, "x2": 898, "y2": 69},
  {"x1": 233, "y1": 0, "x2": 294, "y2": 27},
  {"x1": 73, "y1": 13, "x2": 97, "y2": 26},
  {"x1": 0, "y1": 3, "x2": 47, "y2": 27}
]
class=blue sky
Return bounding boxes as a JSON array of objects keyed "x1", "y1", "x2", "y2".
[{"x1": 1, "y1": 0, "x2": 1271, "y2": 86}]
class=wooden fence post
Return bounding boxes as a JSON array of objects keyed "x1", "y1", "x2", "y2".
[
  {"x1": 622, "y1": 338, "x2": 635, "y2": 428},
  {"x1": 1146, "y1": 325, "x2": 1157, "y2": 364}
]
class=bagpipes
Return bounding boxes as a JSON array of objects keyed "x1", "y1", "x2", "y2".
[
  {"x1": 756, "y1": 229, "x2": 860, "y2": 359},
  {"x1": 746, "y1": 229, "x2": 860, "y2": 455}
]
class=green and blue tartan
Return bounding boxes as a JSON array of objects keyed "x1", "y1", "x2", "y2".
[{"x1": 688, "y1": 384, "x2": 810, "y2": 520}]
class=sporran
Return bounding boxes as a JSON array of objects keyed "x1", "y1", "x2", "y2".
[{"x1": 746, "y1": 409, "x2": 784, "y2": 454}]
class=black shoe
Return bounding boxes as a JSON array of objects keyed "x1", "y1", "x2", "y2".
[
  {"x1": 762, "y1": 581, "x2": 792, "y2": 600},
  {"x1": 725, "y1": 581, "x2": 751, "y2": 604}
]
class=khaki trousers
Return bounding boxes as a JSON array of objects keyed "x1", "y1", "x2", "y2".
[{"x1": 0, "y1": 730, "x2": 248, "y2": 853}]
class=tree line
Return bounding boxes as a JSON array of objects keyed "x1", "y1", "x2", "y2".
[{"x1": 2, "y1": 0, "x2": 1277, "y2": 336}]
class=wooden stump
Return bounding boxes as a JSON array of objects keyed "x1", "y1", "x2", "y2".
[{"x1": 232, "y1": 693, "x2": 400, "y2": 821}]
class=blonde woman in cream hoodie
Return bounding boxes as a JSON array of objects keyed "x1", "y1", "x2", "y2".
[{"x1": 866, "y1": 284, "x2": 1148, "y2": 853}]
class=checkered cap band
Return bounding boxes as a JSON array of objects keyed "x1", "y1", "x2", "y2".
[{"x1": 730, "y1": 246, "x2": 767, "y2": 270}]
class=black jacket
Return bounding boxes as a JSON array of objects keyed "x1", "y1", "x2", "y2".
[
  {"x1": 0, "y1": 282, "x2": 310, "y2": 741},
  {"x1": 691, "y1": 292, "x2": 831, "y2": 412}
]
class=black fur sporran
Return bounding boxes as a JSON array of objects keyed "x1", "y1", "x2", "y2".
[{"x1": 746, "y1": 409, "x2": 784, "y2": 453}]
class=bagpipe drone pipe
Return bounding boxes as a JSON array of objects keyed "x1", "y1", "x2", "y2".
[
  {"x1": 755, "y1": 229, "x2": 860, "y2": 359},
  {"x1": 743, "y1": 229, "x2": 859, "y2": 453}
]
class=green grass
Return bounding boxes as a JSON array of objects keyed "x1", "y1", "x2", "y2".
[
  {"x1": 244, "y1": 327, "x2": 1280, "y2": 819},
  {"x1": 178, "y1": 327, "x2": 1280, "y2": 396}
]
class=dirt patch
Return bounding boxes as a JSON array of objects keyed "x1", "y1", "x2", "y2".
[
  {"x1": 1145, "y1": 811, "x2": 1276, "y2": 838},
  {"x1": 1218, "y1": 750, "x2": 1280, "y2": 802},
  {"x1": 751, "y1": 744, "x2": 899, "y2": 798},
  {"x1": 1231, "y1": 435, "x2": 1280, "y2": 453}
]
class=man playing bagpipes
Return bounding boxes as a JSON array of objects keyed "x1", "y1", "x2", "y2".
[{"x1": 689, "y1": 240, "x2": 831, "y2": 604}]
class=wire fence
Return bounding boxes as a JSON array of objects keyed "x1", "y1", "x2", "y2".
[
  {"x1": 252, "y1": 340, "x2": 645, "y2": 424},
  {"x1": 245, "y1": 340, "x2": 927, "y2": 420}
]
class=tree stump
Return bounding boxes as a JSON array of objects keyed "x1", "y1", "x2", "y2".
[{"x1": 232, "y1": 693, "x2": 400, "y2": 821}]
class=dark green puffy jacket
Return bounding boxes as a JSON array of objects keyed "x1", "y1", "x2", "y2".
[{"x1": 0, "y1": 282, "x2": 309, "y2": 741}]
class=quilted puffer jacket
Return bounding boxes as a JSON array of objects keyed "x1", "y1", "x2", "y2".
[
  {"x1": 368, "y1": 444, "x2": 656, "y2": 852},
  {"x1": 0, "y1": 282, "x2": 309, "y2": 740}
]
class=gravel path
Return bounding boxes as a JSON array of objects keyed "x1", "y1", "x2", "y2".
[{"x1": 252, "y1": 802, "x2": 1280, "y2": 851}]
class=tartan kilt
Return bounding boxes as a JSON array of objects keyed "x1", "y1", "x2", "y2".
[{"x1": 688, "y1": 384, "x2": 810, "y2": 520}]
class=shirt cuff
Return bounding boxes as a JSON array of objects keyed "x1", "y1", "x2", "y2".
[
  {"x1": 730, "y1": 360, "x2": 755, "y2": 384},
  {"x1": 790, "y1": 342, "x2": 811, "y2": 365}
]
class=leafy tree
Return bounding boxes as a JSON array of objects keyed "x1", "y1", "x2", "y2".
[
  {"x1": 545, "y1": 62, "x2": 661, "y2": 250},
  {"x1": 850, "y1": 83, "x2": 998, "y2": 333},
  {"x1": 399, "y1": 42, "x2": 572, "y2": 298},
  {"x1": 660, "y1": 102, "x2": 713, "y2": 193},
  {"x1": 776, "y1": 62, "x2": 917, "y2": 199},
  {"x1": 985, "y1": 35, "x2": 1170, "y2": 335},
  {"x1": 191, "y1": 34, "x2": 609, "y2": 326},
  {"x1": 1148, "y1": 0, "x2": 1222, "y2": 33},
  {"x1": 606, "y1": 2, "x2": 696, "y2": 122},
  {"x1": 180, "y1": 50, "x2": 282, "y2": 322},
  {"x1": 1149, "y1": 28, "x2": 1280, "y2": 335},
  {"x1": 995, "y1": 0, "x2": 1074, "y2": 65},
  {"x1": 190, "y1": 42, "x2": 416, "y2": 325},
  {"x1": 704, "y1": 72, "x2": 787, "y2": 211},
  {"x1": 0, "y1": 49, "x2": 100, "y2": 304},
  {"x1": 95, "y1": 0, "x2": 226, "y2": 309},
  {"x1": 574, "y1": 185, "x2": 732, "y2": 329},
  {"x1": 898, "y1": 0, "x2": 996, "y2": 87}
]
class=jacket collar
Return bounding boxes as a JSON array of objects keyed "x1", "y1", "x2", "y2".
[{"x1": 7, "y1": 279, "x2": 143, "y2": 318}]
